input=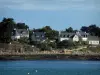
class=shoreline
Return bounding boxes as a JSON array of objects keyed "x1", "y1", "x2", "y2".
[{"x1": 0, "y1": 54, "x2": 100, "y2": 61}]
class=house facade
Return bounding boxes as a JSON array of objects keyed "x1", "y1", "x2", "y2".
[
  {"x1": 31, "y1": 31, "x2": 46, "y2": 42},
  {"x1": 88, "y1": 36, "x2": 99, "y2": 45},
  {"x1": 59, "y1": 31, "x2": 79, "y2": 42},
  {"x1": 76, "y1": 31, "x2": 89, "y2": 41},
  {"x1": 11, "y1": 28, "x2": 29, "y2": 40},
  {"x1": 59, "y1": 31, "x2": 89, "y2": 42},
  {"x1": 59, "y1": 31, "x2": 100, "y2": 45}
]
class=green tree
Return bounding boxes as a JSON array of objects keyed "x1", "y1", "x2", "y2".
[
  {"x1": 0, "y1": 18, "x2": 16, "y2": 43},
  {"x1": 16, "y1": 23, "x2": 29, "y2": 29},
  {"x1": 66, "y1": 27, "x2": 74, "y2": 32},
  {"x1": 57, "y1": 40, "x2": 74, "y2": 49},
  {"x1": 35, "y1": 26, "x2": 59, "y2": 40},
  {"x1": 81, "y1": 26, "x2": 89, "y2": 32},
  {"x1": 81, "y1": 25, "x2": 100, "y2": 37}
]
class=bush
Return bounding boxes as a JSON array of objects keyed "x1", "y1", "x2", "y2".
[
  {"x1": 36, "y1": 43, "x2": 51, "y2": 51},
  {"x1": 57, "y1": 40, "x2": 75, "y2": 49},
  {"x1": 18, "y1": 37, "x2": 29, "y2": 44}
]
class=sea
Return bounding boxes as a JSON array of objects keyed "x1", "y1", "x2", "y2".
[{"x1": 0, "y1": 60, "x2": 100, "y2": 75}]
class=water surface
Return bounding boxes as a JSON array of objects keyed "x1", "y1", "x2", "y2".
[{"x1": 0, "y1": 60, "x2": 100, "y2": 75}]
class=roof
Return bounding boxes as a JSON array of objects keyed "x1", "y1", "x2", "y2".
[
  {"x1": 60, "y1": 31, "x2": 89, "y2": 38},
  {"x1": 76, "y1": 31, "x2": 89, "y2": 37},
  {"x1": 16, "y1": 29, "x2": 29, "y2": 35},
  {"x1": 32, "y1": 31, "x2": 46, "y2": 41},
  {"x1": 88, "y1": 36, "x2": 99, "y2": 41},
  {"x1": 12, "y1": 28, "x2": 29, "y2": 36},
  {"x1": 33, "y1": 32, "x2": 45, "y2": 35},
  {"x1": 60, "y1": 31, "x2": 76, "y2": 38}
]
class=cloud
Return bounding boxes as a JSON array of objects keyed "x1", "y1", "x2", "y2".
[{"x1": 0, "y1": 0, "x2": 100, "y2": 11}]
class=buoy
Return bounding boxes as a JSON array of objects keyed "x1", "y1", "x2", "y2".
[
  {"x1": 35, "y1": 70, "x2": 38, "y2": 72},
  {"x1": 28, "y1": 73, "x2": 30, "y2": 74}
]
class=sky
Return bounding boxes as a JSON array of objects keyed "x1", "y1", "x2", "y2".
[{"x1": 0, "y1": 0, "x2": 100, "y2": 30}]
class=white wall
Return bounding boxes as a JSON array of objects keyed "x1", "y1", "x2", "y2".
[
  {"x1": 73, "y1": 35, "x2": 79, "y2": 42},
  {"x1": 82, "y1": 38, "x2": 88, "y2": 41},
  {"x1": 60, "y1": 38, "x2": 69, "y2": 41},
  {"x1": 20, "y1": 34, "x2": 29, "y2": 38},
  {"x1": 89, "y1": 41, "x2": 99, "y2": 45},
  {"x1": 11, "y1": 35, "x2": 20, "y2": 40}
]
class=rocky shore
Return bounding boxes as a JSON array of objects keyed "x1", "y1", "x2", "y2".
[{"x1": 0, "y1": 54, "x2": 100, "y2": 61}]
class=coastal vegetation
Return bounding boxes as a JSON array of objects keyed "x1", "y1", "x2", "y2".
[{"x1": 0, "y1": 17, "x2": 100, "y2": 55}]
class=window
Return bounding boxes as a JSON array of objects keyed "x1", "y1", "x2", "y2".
[
  {"x1": 89, "y1": 41, "x2": 92, "y2": 44},
  {"x1": 63, "y1": 35, "x2": 65, "y2": 37},
  {"x1": 86, "y1": 35, "x2": 87, "y2": 37},
  {"x1": 84, "y1": 35, "x2": 85, "y2": 37},
  {"x1": 60, "y1": 35, "x2": 62, "y2": 37},
  {"x1": 41, "y1": 35, "x2": 44, "y2": 37},
  {"x1": 35, "y1": 34, "x2": 39, "y2": 37},
  {"x1": 67, "y1": 35, "x2": 69, "y2": 37}
]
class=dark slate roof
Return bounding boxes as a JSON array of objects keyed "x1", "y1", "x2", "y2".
[
  {"x1": 60, "y1": 31, "x2": 89, "y2": 38},
  {"x1": 12, "y1": 28, "x2": 29, "y2": 36},
  {"x1": 76, "y1": 31, "x2": 89, "y2": 37},
  {"x1": 88, "y1": 36, "x2": 99, "y2": 41},
  {"x1": 16, "y1": 29, "x2": 29, "y2": 35},
  {"x1": 60, "y1": 31, "x2": 76, "y2": 38},
  {"x1": 33, "y1": 32, "x2": 45, "y2": 35},
  {"x1": 32, "y1": 32, "x2": 46, "y2": 41}
]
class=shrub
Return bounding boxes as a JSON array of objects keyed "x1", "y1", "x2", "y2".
[
  {"x1": 18, "y1": 37, "x2": 29, "y2": 44},
  {"x1": 57, "y1": 40, "x2": 75, "y2": 49}
]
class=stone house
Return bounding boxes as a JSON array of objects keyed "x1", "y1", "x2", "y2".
[
  {"x1": 31, "y1": 31, "x2": 46, "y2": 42},
  {"x1": 11, "y1": 28, "x2": 29, "y2": 40}
]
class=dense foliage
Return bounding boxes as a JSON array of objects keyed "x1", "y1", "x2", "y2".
[
  {"x1": 57, "y1": 40, "x2": 75, "y2": 49},
  {"x1": 0, "y1": 18, "x2": 29, "y2": 43},
  {"x1": 33, "y1": 26, "x2": 59, "y2": 40},
  {"x1": 81, "y1": 25, "x2": 100, "y2": 37},
  {"x1": 0, "y1": 17, "x2": 100, "y2": 50}
]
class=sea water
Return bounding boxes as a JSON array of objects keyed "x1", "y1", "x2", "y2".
[{"x1": 0, "y1": 60, "x2": 100, "y2": 75}]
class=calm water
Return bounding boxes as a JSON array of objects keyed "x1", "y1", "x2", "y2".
[{"x1": 0, "y1": 60, "x2": 100, "y2": 75}]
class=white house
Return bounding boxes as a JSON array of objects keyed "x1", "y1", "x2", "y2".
[
  {"x1": 88, "y1": 36, "x2": 99, "y2": 45},
  {"x1": 59, "y1": 31, "x2": 90, "y2": 42},
  {"x1": 76, "y1": 31, "x2": 89, "y2": 41},
  {"x1": 59, "y1": 31, "x2": 79, "y2": 42},
  {"x1": 72, "y1": 35, "x2": 79, "y2": 42}
]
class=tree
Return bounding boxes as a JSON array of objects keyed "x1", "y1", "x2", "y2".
[
  {"x1": 18, "y1": 37, "x2": 29, "y2": 44},
  {"x1": 29, "y1": 30, "x2": 34, "y2": 44},
  {"x1": 16, "y1": 23, "x2": 29, "y2": 29},
  {"x1": 66, "y1": 27, "x2": 74, "y2": 32},
  {"x1": 0, "y1": 18, "x2": 16, "y2": 43},
  {"x1": 57, "y1": 40, "x2": 74, "y2": 49},
  {"x1": 88, "y1": 25, "x2": 98, "y2": 36},
  {"x1": 81, "y1": 25, "x2": 100, "y2": 37},
  {"x1": 35, "y1": 26, "x2": 59, "y2": 40},
  {"x1": 80, "y1": 26, "x2": 89, "y2": 32}
]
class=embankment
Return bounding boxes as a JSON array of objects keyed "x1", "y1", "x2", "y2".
[{"x1": 0, "y1": 54, "x2": 100, "y2": 61}]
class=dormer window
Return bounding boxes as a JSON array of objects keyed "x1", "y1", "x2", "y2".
[
  {"x1": 86, "y1": 35, "x2": 87, "y2": 37},
  {"x1": 60, "y1": 35, "x2": 62, "y2": 37},
  {"x1": 63, "y1": 35, "x2": 65, "y2": 37},
  {"x1": 21, "y1": 31, "x2": 23, "y2": 33},
  {"x1": 41, "y1": 35, "x2": 44, "y2": 37},
  {"x1": 37, "y1": 36, "x2": 39, "y2": 37},
  {"x1": 67, "y1": 35, "x2": 69, "y2": 37}
]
